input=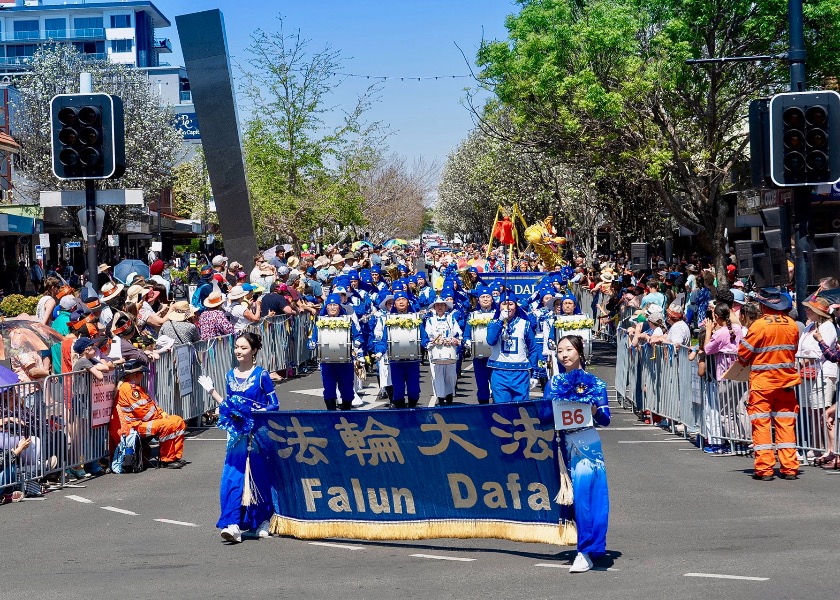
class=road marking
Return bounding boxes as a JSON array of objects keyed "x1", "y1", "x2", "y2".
[
  {"x1": 463, "y1": 363, "x2": 474, "y2": 372},
  {"x1": 428, "y1": 395, "x2": 437, "y2": 407},
  {"x1": 102, "y1": 506, "x2": 138, "y2": 516},
  {"x1": 617, "y1": 439, "x2": 687, "y2": 444},
  {"x1": 65, "y1": 494, "x2": 93, "y2": 504},
  {"x1": 684, "y1": 573, "x2": 768, "y2": 581},
  {"x1": 361, "y1": 401, "x2": 389, "y2": 410},
  {"x1": 410, "y1": 553, "x2": 475, "y2": 562},
  {"x1": 601, "y1": 427, "x2": 664, "y2": 432},
  {"x1": 289, "y1": 387, "x2": 327, "y2": 397},
  {"x1": 534, "y1": 563, "x2": 619, "y2": 571},
  {"x1": 309, "y1": 541, "x2": 365, "y2": 551},
  {"x1": 155, "y1": 519, "x2": 199, "y2": 527}
]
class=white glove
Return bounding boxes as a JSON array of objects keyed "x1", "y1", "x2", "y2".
[
  {"x1": 198, "y1": 375, "x2": 215, "y2": 393},
  {"x1": 499, "y1": 310, "x2": 509, "y2": 320},
  {"x1": 529, "y1": 378, "x2": 538, "y2": 390},
  {"x1": 353, "y1": 340, "x2": 362, "y2": 348},
  {"x1": 375, "y1": 352, "x2": 383, "y2": 360},
  {"x1": 308, "y1": 340, "x2": 317, "y2": 350}
]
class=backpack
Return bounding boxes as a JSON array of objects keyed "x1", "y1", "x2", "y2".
[
  {"x1": 191, "y1": 282, "x2": 211, "y2": 311},
  {"x1": 111, "y1": 429, "x2": 143, "y2": 474}
]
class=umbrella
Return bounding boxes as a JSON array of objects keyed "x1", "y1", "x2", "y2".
[
  {"x1": 383, "y1": 239, "x2": 408, "y2": 248},
  {"x1": 351, "y1": 240, "x2": 373, "y2": 251},
  {"x1": 262, "y1": 246, "x2": 278, "y2": 262},
  {"x1": 114, "y1": 259, "x2": 150, "y2": 285},
  {"x1": 0, "y1": 319, "x2": 65, "y2": 363},
  {"x1": 0, "y1": 364, "x2": 19, "y2": 389}
]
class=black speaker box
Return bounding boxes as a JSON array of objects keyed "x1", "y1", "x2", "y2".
[
  {"x1": 631, "y1": 243, "x2": 650, "y2": 270},
  {"x1": 810, "y1": 233, "x2": 840, "y2": 286}
]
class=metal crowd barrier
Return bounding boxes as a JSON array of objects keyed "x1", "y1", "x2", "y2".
[
  {"x1": 0, "y1": 312, "x2": 316, "y2": 495},
  {"x1": 614, "y1": 328, "x2": 840, "y2": 458}
]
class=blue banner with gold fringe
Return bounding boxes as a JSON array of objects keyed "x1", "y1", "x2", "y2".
[{"x1": 252, "y1": 401, "x2": 576, "y2": 544}]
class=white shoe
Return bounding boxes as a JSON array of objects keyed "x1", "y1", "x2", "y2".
[
  {"x1": 568, "y1": 552, "x2": 593, "y2": 573},
  {"x1": 220, "y1": 524, "x2": 242, "y2": 544},
  {"x1": 257, "y1": 520, "x2": 271, "y2": 538},
  {"x1": 352, "y1": 395, "x2": 364, "y2": 407}
]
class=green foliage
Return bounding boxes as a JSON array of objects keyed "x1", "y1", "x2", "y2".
[{"x1": 0, "y1": 294, "x2": 40, "y2": 317}]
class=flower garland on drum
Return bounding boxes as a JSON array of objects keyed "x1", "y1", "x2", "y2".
[
  {"x1": 553, "y1": 316, "x2": 594, "y2": 331},
  {"x1": 386, "y1": 315, "x2": 423, "y2": 329},
  {"x1": 315, "y1": 317, "x2": 351, "y2": 330},
  {"x1": 218, "y1": 394, "x2": 254, "y2": 436},
  {"x1": 467, "y1": 314, "x2": 493, "y2": 327}
]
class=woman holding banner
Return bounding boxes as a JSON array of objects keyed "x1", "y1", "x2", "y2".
[
  {"x1": 544, "y1": 334, "x2": 610, "y2": 573},
  {"x1": 198, "y1": 332, "x2": 278, "y2": 544}
]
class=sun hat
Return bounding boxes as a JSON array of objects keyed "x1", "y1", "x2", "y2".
[
  {"x1": 600, "y1": 271, "x2": 615, "y2": 283},
  {"x1": 111, "y1": 311, "x2": 135, "y2": 336},
  {"x1": 331, "y1": 254, "x2": 345, "y2": 265},
  {"x1": 154, "y1": 335, "x2": 175, "y2": 352},
  {"x1": 203, "y1": 292, "x2": 225, "y2": 309},
  {"x1": 84, "y1": 297, "x2": 104, "y2": 313},
  {"x1": 125, "y1": 284, "x2": 147, "y2": 304},
  {"x1": 166, "y1": 301, "x2": 197, "y2": 322},
  {"x1": 145, "y1": 289, "x2": 160, "y2": 303},
  {"x1": 100, "y1": 281, "x2": 124, "y2": 303},
  {"x1": 754, "y1": 287, "x2": 792, "y2": 312},
  {"x1": 645, "y1": 304, "x2": 665, "y2": 324},
  {"x1": 431, "y1": 295, "x2": 454, "y2": 309},
  {"x1": 803, "y1": 296, "x2": 832, "y2": 319},
  {"x1": 211, "y1": 255, "x2": 228, "y2": 267},
  {"x1": 287, "y1": 256, "x2": 300, "y2": 269},
  {"x1": 378, "y1": 294, "x2": 394, "y2": 311},
  {"x1": 731, "y1": 289, "x2": 746, "y2": 305},
  {"x1": 97, "y1": 263, "x2": 110, "y2": 274},
  {"x1": 227, "y1": 285, "x2": 249, "y2": 301},
  {"x1": 314, "y1": 256, "x2": 330, "y2": 269}
]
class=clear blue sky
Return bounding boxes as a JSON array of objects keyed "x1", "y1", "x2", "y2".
[{"x1": 151, "y1": 0, "x2": 516, "y2": 170}]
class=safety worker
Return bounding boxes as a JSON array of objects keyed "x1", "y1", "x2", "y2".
[
  {"x1": 486, "y1": 290, "x2": 538, "y2": 403},
  {"x1": 737, "y1": 287, "x2": 801, "y2": 481},
  {"x1": 109, "y1": 359, "x2": 187, "y2": 468}
]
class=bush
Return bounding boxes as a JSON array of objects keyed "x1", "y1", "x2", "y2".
[{"x1": 0, "y1": 294, "x2": 41, "y2": 317}]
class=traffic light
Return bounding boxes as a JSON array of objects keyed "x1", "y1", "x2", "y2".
[
  {"x1": 50, "y1": 93, "x2": 125, "y2": 180},
  {"x1": 769, "y1": 90, "x2": 840, "y2": 187}
]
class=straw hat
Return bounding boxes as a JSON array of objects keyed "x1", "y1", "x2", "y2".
[
  {"x1": 600, "y1": 271, "x2": 615, "y2": 283},
  {"x1": 287, "y1": 256, "x2": 300, "y2": 269},
  {"x1": 227, "y1": 285, "x2": 249, "y2": 301},
  {"x1": 111, "y1": 311, "x2": 135, "y2": 336},
  {"x1": 203, "y1": 292, "x2": 225, "y2": 309},
  {"x1": 314, "y1": 255, "x2": 330, "y2": 269},
  {"x1": 803, "y1": 296, "x2": 832, "y2": 319},
  {"x1": 166, "y1": 300, "x2": 197, "y2": 322},
  {"x1": 97, "y1": 263, "x2": 110, "y2": 274},
  {"x1": 331, "y1": 254, "x2": 345, "y2": 266},
  {"x1": 125, "y1": 284, "x2": 147, "y2": 304},
  {"x1": 100, "y1": 281, "x2": 124, "y2": 303}
]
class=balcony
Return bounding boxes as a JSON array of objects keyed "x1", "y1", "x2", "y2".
[
  {"x1": 1, "y1": 28, "x2": 106, "y2": 42},
  {"x1": 179, "y1": 90, "x2": 192, "y2": 104},
  {"x1": 154, "y1": 38, "x2": 172, "y2": 53}
]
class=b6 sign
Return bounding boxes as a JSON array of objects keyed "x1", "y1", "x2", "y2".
[{"x1": 552, "y1": 401, "x2": 594, "y2": 430}]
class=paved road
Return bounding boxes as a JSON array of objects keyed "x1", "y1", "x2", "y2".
[{"x1": 4, "y1": 342, "x2": 839, "y2": 599}]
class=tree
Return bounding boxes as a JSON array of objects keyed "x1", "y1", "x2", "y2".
[
  {"x1": 241, "y1": 16, "x2": 386, "y2": 248},
  {"x1": 10, "y1": 44, "x2": 183, "y2": 239},
  {"x1": 172, "y1": 147, "x2": 213, "y2": 223},
  {"x1": 475, "y1": 0, "x2": 840, "y2": 284}
]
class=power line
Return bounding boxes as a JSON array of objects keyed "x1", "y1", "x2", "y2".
[{"x1": 331, "y1": 72, "x2": 472, "y2": 81}]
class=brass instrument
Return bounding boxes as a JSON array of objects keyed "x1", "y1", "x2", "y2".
[
  {"x1": 458, "y1": 267, "x2": 474, "y2": 291},
  {"x1": 385, "y1": 264, "x2": 401, "y2": 284}
]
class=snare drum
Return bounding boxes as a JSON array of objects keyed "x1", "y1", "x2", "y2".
[
  {"x1": 429, "y1": 344, "x2": 457, "y2": 364},
  {"x1": 471, "y1": 325, "x2": 492, "y2": 359},
  {"x1": 318, "y1": 318, "x2": 352, "y2": 363},
  {"x1": 388, "y1": 325, "x2": 421, "y2": 361}
]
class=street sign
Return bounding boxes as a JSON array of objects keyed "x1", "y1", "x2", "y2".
[
  {"x1": 65, "y1": 241, "x2": 82, "y2": 248},
  {"x1": 107, "y1": 234, "x2": 119, "y2": 247},
  {"x1": 39, "y1": 188, "x2": 143, "y2": 207},
  {"x1": 39, "y1": 233, "x2": 50, "y2": 247},
  {"x1": 76, "y1": 207, "x2": 105, "y2": 241}
]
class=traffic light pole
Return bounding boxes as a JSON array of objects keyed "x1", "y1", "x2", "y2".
[
  {"x1": 86, "y1": 179, "x2": 98, "y2": 290},
  {"x1": 788, "y1": 0, "x2": 810, "y2": 318}
]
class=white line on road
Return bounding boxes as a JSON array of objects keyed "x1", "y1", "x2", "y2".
[
  {"x1": 155, "y1": 519, "x2": 199, "y2": 527},
  {"x1": 65, "y1": 494, "x2": 93, "y2": 504},
  {"x1": 463, "y1": 363, "x2": 474, "y2": 372},
  {"x1": 101, "y1": 506, "x2": 138, "y2": 515},
  {"x1": 361, "y1": 401, "x2": 389, "y2": 410},
  {"x1": 617, "y1": 439, "x2": 687, "y2": 444},
  {"x1": 684, "y1": 573, "x2": 768, "y2": 581},
  {"x1": 601, "y1": 427, "x2": 665, "y2": 432},
  {"x1": 309, "y1": 541, "x2": 365, "y2": 551},
  {"x1": 428, "y1": 395, "x2": 437, "y2": 407},
  {"x1": 534, "y1": 563, "x2": 619, "y2": 571},
  {"x1": 410, "y1": 554, "x2": 475, "y2": 562}
]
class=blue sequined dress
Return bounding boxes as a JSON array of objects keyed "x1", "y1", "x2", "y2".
[
  {"x1": 544, "y1": 369, "x2": 611, "y2": 556},
  {"x1": 216, "y1": 365, "x2": 279, "y2": 531}
]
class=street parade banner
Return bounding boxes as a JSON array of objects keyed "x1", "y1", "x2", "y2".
[
  {"x1": 253, "y1": 401, "x2": 576, "y2": 545},
  {"x1": 477, "y1": 272, "x2": 547, "y2": 299}
]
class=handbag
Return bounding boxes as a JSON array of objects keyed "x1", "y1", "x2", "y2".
[{"x1": 800, "y1": 364, "x2": 818, "y2": 380}]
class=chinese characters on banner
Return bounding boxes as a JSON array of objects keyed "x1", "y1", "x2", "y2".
[{"x1": 252, "y1": 401, "x2": 572, "y2": 544}]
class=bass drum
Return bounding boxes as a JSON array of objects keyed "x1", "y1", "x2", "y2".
[
  {"x1": 471, "y1": 325, "x2": 491, "y2": 359},
  {"x1": 319, "y1": 321, "x2": 352, "y2": 363},
  {"x1": 429, "y1": 344, "x2": 457, "y2": 364},
  {"x1": 388, "y1": 325, "x2": 421, "y2": 361}
]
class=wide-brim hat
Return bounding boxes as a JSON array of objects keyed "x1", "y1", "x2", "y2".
[
  {"x1": 314, "y1": 256, "x2": 330, "y2": 269},
  {"x1": 203, "y1": 292, "x2": 225, "y2": 309},
  {"x1": 287, "y1": 257, "x2": 300, "y2": 269},
  {"x1": 125, "y1": 284, "x2": 147, "y2": 304},
  {"x1": 227, "y1": 285, "x2": 249, "y2": 301},
  {"x1": 100, "y1": 281, "x2": 124, "y2": 303},
  {"x1": 600, "y1": 272, "x2": 615, "y2": 283},
  {"x1": 97, "y1": 263, "x2": 110, "y2": 274},
  {"x1": 331, "y1": 254, "x2": 345, "y2": 265},
  {"x1": 112, "y1": 311, "x2": 135, "y2": 336},
  {"x1": 167, "y1": 301, "x2": 197, "y2": 322},
  {"x1": 803, "y1": 296, "x2": 832, "y2": 319},
  {"x1": 378, "y1": 294, "x2": 395, "y2": 310},
  {"x1": 754, "y1": 287, "x2": 792, "y2": 312},
  {"x1": 431, "y1": 296, "x2": 454, "y2": 309}
]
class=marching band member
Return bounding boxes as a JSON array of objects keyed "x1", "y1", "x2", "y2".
[
  {"x1": 463, "y1": 285, "x2": 496, "y2": 404},
  {"x1": 530, "y1": 290, "x2": 558, "y2": 389},
  {"x1": 308, "y1": 294, "x2": 364, "y2": 411},
  {"x1": 486, "y1": 290, "x2": 538, "y2": 403},
  {"x1": 544, "y1": 335, "x2": 611, "y2": 573},
  {"x1": 373, "y1": 291, "x2": 428, "y2": 408},
  {"x1": 424, "y1": 295, "x2": 462, "y2": 405},
  {"x1": 415, "y1": 271, "x2": 435, "y2": 309},
  {"x1": 370, "y1": 265, "x2": 387, "y2": 292},
  {"x1": 373, "y1": 294, "x2": 394, "y2": 402}
]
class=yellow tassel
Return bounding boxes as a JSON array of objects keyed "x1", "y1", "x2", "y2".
[
  {"x1": 269, "y1": 514, "x2": 576, "y2": 546},
  {"x1": 554, "y1": 432, "x2": 574, "y2": 506},
  {"x1": 241, "y1": 436, "x2": 261, "y2": 507}
]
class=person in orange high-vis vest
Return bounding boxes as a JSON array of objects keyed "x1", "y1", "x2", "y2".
[
  {"x1": 109, "y1": 360, "x2": 186, "y2": 468},
  {"x1": 737, "y1": 288, "x2": 801, "y2": 481}
]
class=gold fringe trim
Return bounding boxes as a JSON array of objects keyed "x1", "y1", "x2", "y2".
[{"x1": 270, "y1": 515, "x2": 577, "y2": 546}]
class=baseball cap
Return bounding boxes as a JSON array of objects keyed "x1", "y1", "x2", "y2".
[{"x1": 211, "y1": 255, "x2": 228, "y2": 266}]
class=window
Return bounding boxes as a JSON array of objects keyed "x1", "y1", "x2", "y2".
[
  {"x1": 110, "y1": 14, "x2": 131, "y2": 28},
  {"x1": 44, "y1": 18, "x2": 66, "y2": 38},
  {"x1": 13, "y1": 20, "x2": 39, "y2": 40},
  {"x1": 73, "y1": 17, "x2": 104, "y2": 35},
  {"x1": 111, "y1": 39, "x2": 133, "y2": 53},
  {"x1": 73, "y1": 41, "x2": 105, "y2": 56}
]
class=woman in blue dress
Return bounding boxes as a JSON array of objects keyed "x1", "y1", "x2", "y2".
[
  {"x1": 198, "y1": 331, "x2": 279, "y2": 544},
  {"x1": 543, "y1": 334, "x2": 610, "y2": 573}
]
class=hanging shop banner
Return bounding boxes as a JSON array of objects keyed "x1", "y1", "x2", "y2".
[{"x1": 247, "y1": 401, "x2": 575, "y2": 544}]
